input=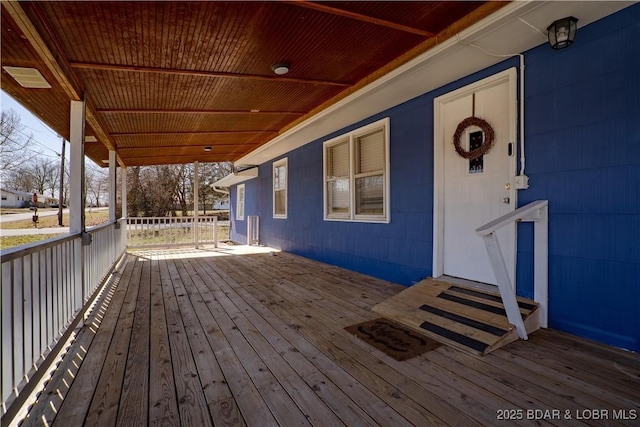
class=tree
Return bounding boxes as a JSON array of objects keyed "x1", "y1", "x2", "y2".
[
  {"x1": 4, "y1": 157, "x2": 57, "y2": 196},
  {"x1": 1, "y1": 109, "x2": 35, "y2": 179},
  {"x1": 85, "y1": 162, "x2": 108, "y2": 207},
  {"x1": 30, "y1": 157, "x2": 57, "y2": 195},
  {"x1": 125, "y1": 162, "x2": 232, "y2": 218}
]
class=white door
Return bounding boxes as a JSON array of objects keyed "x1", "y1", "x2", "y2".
[{"x1": 434, "y1": 69, "x2": 517, "y2": 286}]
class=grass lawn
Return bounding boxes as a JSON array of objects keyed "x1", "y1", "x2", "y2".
[
  {"x1": 1, "y1": 210, "x2": 109, "y2": 250},
  {"x1": 1, "y1": 234, "x2": 65, "y2": 250},
  {"x1": 1, "y1": 210, "x2": 110, "y2": 230}
]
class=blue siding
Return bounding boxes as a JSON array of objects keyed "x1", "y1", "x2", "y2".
[
  {"x1": 515, "y1": 4, "x2": 640, "y2": 351},
  {"x1": 231, "y1": 4, "x2": 640, "y2": 352}
]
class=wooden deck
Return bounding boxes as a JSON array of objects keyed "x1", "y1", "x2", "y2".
[{"x1": 21, "y1": 246, "x2": 640, "y2": 427}]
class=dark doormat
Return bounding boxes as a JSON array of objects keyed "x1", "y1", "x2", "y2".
[{"x1": 345, "y1": 318, "x2": 441, "y2": 361}]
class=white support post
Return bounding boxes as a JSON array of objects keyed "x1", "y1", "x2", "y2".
[
  {"x1": 121, "y1": 166, "x2": 127, "y2": 219},
  {"x1": 194, "y1": 161, "x2": 199, "y2": 248},
  {"x1": 534, "y1": 205, "x2": 549, "y2": 328},
  {"x1": 108, "y1": 150, "x2": 116, "y2": 223},
  {"x1": 69, "y1": 100, "x2": 85, "y2": 235},
  {"x1": 69, "y1": 100, "x2": 85, "y2": 321},
  {"x1": 482, "y1": 233, "x2": 528, "y2": 339}
]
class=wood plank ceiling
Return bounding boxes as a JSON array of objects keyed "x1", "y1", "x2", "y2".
[{"x1": 1, "y1": 1, "x2": 502, "y2": 167}]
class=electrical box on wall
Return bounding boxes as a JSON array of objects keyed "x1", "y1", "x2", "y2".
[{"x1": 515, "y1": 174, "x2": 529, "y2": 189}]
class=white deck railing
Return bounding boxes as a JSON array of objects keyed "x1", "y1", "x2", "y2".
[
  {"x1": 476, "y1": 200, "x2": 549, "y2": 339},
  {"x1": 127, "y1": 216, "x2": 218, "y2": 248},
  {"x1": 1, "y1": 219, "x2": 126, "y2": 420}
]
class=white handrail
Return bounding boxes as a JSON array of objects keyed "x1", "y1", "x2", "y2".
[
  {"x1": 476, "y1": 200, "x2": 548, "y2": 236},
  {"x1": 476, "y1": 200, "x2": 549, "y2": 339}
]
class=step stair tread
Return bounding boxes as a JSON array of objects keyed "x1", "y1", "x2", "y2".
[{"x1": 372, "y1": 278, "x2": 540, "y2": 355}]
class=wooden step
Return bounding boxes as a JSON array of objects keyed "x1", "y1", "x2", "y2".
[{"x1": 372, "y1": 278, "x2": 540, "y2": 356}]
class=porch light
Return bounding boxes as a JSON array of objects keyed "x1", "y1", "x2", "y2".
[
  {"x1": 547, "y1": 16, "x2": 578, "y2": 50},
  {"x1": 271, "y1": 62, "x2": 290, "y2": 75},
  {"x1": 204, "y1": 146, "x2": 212, "y2": 152}
]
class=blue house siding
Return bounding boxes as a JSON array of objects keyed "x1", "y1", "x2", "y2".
[
  {"x1": 515, "y1": 4, "x2": 640, "y2": 351},
  {"x1": 231, "y1": 4, "x2": 639, "y2": 352}
]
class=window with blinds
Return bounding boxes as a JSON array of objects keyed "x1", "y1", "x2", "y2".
[
  {"x1": 326, "y1": 140, "x2": 350, "y2": 217},
  {"x1": 236, "y1": 184, "x2": 245, "y2": 220},
  {"x1": 354, "y1": 130, "x2": 384, "y2": 215},
  {"x1": 323, "y1": 118, "x2": 389, "y2": 222},
  {"x1": 273, "y1": 158, "x2": 287, "y2": 218}
]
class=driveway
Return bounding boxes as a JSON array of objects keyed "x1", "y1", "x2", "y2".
[{"x1": 0, "y1": 208, "x2": 69, "y2": 223}]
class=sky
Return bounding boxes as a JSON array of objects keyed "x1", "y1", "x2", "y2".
[{"x1": 1, "y1": 89, "x2": 67, "y2": 161}]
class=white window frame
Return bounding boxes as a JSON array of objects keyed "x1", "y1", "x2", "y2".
[
  {"x1": 273, "y1": 158, "x2": 288, "y2": 219},
  {"x1": 236, "y1": 183, "x2": 245, "y2": 220},
  {"x1": 323, "y1": 117, "x2": 390, "y2": 223}
]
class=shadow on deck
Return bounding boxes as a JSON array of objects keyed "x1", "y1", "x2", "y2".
[{"x1": 20, "y1": 245, "x2": 640, "y2": 426}]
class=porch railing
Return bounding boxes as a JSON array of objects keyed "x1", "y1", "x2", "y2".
[
  {"x1": 1, "y1": 219, "x2": 126, "y2": 420},
  {"x1": 476, "y1": 200, "x2": 549, "y2": 339},
  {"x1": 127, "y1": 216, "x2": 218, "y2": 248}
]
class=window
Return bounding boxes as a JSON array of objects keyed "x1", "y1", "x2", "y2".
[
  {"x1": 236, "y1": 184, "x2": 245, "y2": 220},
  {"x1": 323, "y1": 118, "x2": 389, "y2": 222},
  {"x1": 273, "y1": 158, "x2": 288, "y2": 218}
]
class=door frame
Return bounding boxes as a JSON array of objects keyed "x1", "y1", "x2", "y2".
[{"x1": 432, "y1": 68, "x2": 518, "y2": 282}]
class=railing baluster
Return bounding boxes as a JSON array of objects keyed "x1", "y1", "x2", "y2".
[
  {"x1": 1, "y1": 260, "x2": 13, "y2": 410},
  {"x1": 23, "y1": 255, "x2": 33, "y2": 377},
  {"x1": 12, "y1": 257, "x2": 24, "y2": 394},
  {"x1": 31, "y1": 253, "x2": 41, "y2": 369}
]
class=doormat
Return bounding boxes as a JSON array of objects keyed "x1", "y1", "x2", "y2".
[{"x1": 345, "y1": 318, "x2": 440, "y2": 361}]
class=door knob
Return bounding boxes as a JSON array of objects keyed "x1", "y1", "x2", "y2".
[{"x1": 503, "y1": 197, "x2": 510, "y2": 204}]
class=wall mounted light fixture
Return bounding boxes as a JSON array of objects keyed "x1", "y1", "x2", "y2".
[{"x1": 547, "y1": 16, "x2": 578, "y2": 50}]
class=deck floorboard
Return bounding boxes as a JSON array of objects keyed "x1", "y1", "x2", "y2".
[{"x1": 22, "y1": 246, "x2": 640, "y2": 427}]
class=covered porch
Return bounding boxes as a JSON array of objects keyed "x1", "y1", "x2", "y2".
[
  {"x1": 18, "y1": 246, "x2": 640, "y2": 426},
  {"x1": 3, "y1": 1, "x2": 639, "y2": 425}
]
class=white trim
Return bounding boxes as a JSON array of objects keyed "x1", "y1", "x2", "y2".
[
  {"x1": 108, "y1": 150, "x2": 117, "y2": 222},
  {"x1": 236, "y1": 183, "x2": 245, "y2": 221},
  {"x1": 272, "y1": 157, "x2": 288, "y2": 219},
  {"x1": 323, "y1": 118, "x2": 390, "y2": 223},
  {"x1": 69, "y1": 100, "x2": 85, "y2": 235},
  {"x1": 213, "y1": 167, "x2": 258, "y2": 187},
  {"x1": 433, "y1": 68, "x2": 518, "y2": 281}
]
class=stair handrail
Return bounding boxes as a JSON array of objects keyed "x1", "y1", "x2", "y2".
[{"x1": 476, "y1": 200, "x2": 549, "y2": 339}]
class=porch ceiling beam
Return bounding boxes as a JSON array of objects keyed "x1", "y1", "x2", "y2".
[
  {"x1": 3, "y1": 1, "x2": 125, "y2": 167},
  {"x1": 112, "y1": 131, "x2": 277, "y2": 136},
  {"x1": 121, "y1": 151, "x2": 240, "y2": 159},
  {"x1": 123, "y1": 156, "x2": 235, "y2": 165},
  {"x1": 97, "y1": 109, "x2": 306, "y2": 116},
  {"x1": 117, "y1": 144, "x2": 259, "y2": 152},
  {"x1": 283, "y1": 0, "x2": 436, "y2": 37},
  {"x1": 69, "y1": 62, "x2": 351, "y2": 87}
]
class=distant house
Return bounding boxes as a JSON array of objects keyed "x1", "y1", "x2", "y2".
[
  {"x1": 213, "y1": 200, "x2": 230, "y2": 210},
  {"x1": 220, "y1": 5, "x2": 640, "y2": 353},
  {"x1": 0, "y1": 188, "x2": 57, "y2": 208}
]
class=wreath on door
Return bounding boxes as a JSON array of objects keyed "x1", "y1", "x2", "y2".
[{"x1": 452, "y1": 116, "x2": 495, "y2": 160}]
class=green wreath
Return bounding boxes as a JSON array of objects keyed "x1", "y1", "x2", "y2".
[{"x1": 452, "y1": 116, "x2": 495, "y2": 160}]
